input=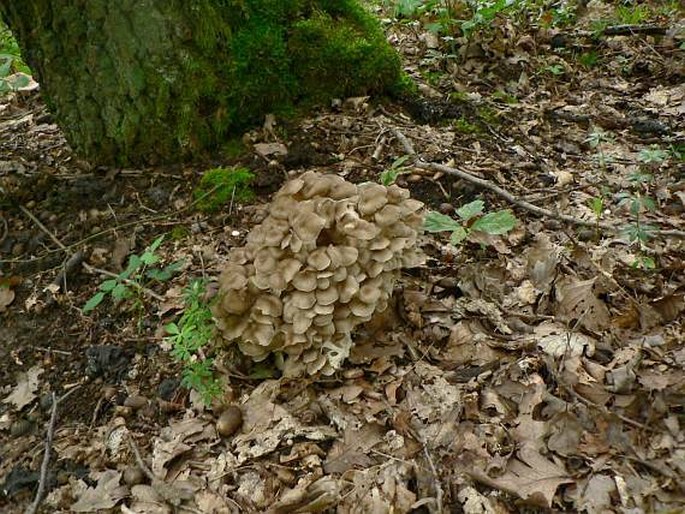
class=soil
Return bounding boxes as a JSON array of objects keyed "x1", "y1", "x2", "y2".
[{"x1": 1, "y1": 3, "x2": 684, "y2": 513}]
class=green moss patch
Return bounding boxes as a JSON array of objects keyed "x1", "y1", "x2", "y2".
[
  {"x1": 194, "y1": 167, "x2": 255, "y2": 213},
  {"x1": 10, "y1": 1, "x2": 404, "y2": 166}
]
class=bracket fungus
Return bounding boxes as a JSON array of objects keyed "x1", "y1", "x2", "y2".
[{"x1": 214, "y1": 171, "x2": 424, "y2": 376}]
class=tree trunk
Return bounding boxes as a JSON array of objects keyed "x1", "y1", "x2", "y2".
[{"x1": 0, "y1": 1, "x2": 402, "y2": 166}]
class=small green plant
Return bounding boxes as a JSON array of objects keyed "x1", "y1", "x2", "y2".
[
  {"x1": 423, "y1": 200, "x2": 517, "y2": 245},
  {"x1": 170, "y1": 225, "x2": 190, "y2": 241},
  {"x1": 616, "y1": 159, "x2": 659, "y2": 269},
  {"x1": 491, "y1": 90, "x2": 518, "y2": 104},
  {"x1": 477, "y1": 105, "x2": 500, "y2": 125},
  {"x1": 638, "y1": 146, "x2": 669, "y2": 165},
  {"x1": 0, "y1": 23, "x2": 31, "y2": 93},
  {"x1": 165, "y1": 280, "x2": 222, "y2": 405},
  {"x1": 544, "y1": 64, "x2": 566, "y2": 77},
  {"x1": 589, "y1": 19, "x2": 611, "y2": 37},
  {"x1": 668, "y1": 143, "x2": 684, "y2": 162},
  {"x1": 586, "y1": 129, "x2": 615, "y2": 174},
  {"x1": 540, "y1": 3, "x2": 576, "y2": 28},
  {"x1": 454, "y1": 117, "x2": 480, "y2": 134},
  {"x1": 587, "y1": 194, "x2": 604, "y2": 227},
  {"x1": 222, "y1": 138, "x2": 248, "y2": 159},
  {"x1": 615, "y1": 4, "x2": 650, "y2": 25},
  {"x1": 460, "y1": 0, "x2": 518, "y2": 37},
  {"x1": 194, "y1": 166, "x2": 255, "y2": 213},
  {"x1": 392, "y1": 0, "x2": 425, "y2": 18},
  {"x1": 578, "y1": 50, "x2": 600, "y2": 69},
  {"x1": 83, "y1": 235, "x2": 183, "y2": 312},
  {"x1": 380, "y1": 155, "x2": 411, "y2": 186}
]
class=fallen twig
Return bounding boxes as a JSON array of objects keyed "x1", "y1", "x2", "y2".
[
  {"x1": 25, "y1": 392, "x2": 57, "y2": 514},
  {"x1": 51, "y1": 250, "x2": 85, "y2": 291},
  {"x1": 391, "y1": 129, "x2": 685, "y2": 239},
  {"x1": 578, "y1": 24, "x2": 667, "y2": 38},
  {"x1": 127, "y1": 434, "x2": 156, "y2": 482},
  {"x1": 19, "y1": 204, "x2": 166, "y2": 302},
  {"x1": 0, "y1": 213, "x2": 8, "y2": 245},
  {"x1": 3, "y1": 184, "x2": 218, "y2": 265}
]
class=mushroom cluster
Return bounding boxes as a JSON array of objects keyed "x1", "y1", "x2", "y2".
[{"x1": 214, "y1": 171, "x2": 424, "y2": 376}]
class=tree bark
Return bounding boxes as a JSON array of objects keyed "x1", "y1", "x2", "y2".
[{"x1": 0, "y1": 1, "x2": 402, "y2": 166}]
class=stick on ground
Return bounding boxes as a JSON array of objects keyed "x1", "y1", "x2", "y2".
[
  {"x1": 25, "y1": 392, "x2": 57, "y2": 514},
  {"x1": 391, "y1": 128, "x2": 685, "y2": 239}
]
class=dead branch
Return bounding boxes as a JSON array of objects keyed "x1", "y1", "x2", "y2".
[
  {"x1": 51, "y1": 250, "x2": 85, "y2": 291},
  {"x1": 0, "y1": 213, "x2": 8, "y2": 246},
  {"x1": 391, "y1": 129, "x2": 685, "y2": 239},
  {"x1": 580, "y1": 24, "x2": 667, "y2": 38},
  {"x1": 25, "y1": 392, "x2": 57, "y2": 514},
  {"x1": 19, "y1": 203, "x2": 166, "y2": 302},
  {"x1": 127, "y1": 434, "x2": 156, "y2": 482}
]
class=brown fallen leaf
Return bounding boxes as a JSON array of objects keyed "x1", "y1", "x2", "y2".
[
  {"x1": 469, "y1": 443, "x2": 574, "y2": 508},
  {"x1": 3, "y1": 365, "x2": 43, "y2": 410},
  {"x1": 71, "y1": 470, "x2": 127, "y2": 512},
  {"x1": 555, "y1": 276, "x2": 610, "y2": 332},
  {"x1": 0, "y1": 286, "x2": 15, "y2": 312}
]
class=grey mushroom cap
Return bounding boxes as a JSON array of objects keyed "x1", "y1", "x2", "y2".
[
  {"x1": 292, "y1": 270, "x2": 318, "y2": 292},
  {"x1": 374, "y1": 204, "x2": 403, "y2": 226},
  {"x1": 357, "y1": 282, "x2": 383, "y2": 304},
  {"x1": 307, "y1": 248, "x2": 332, "y2": 271},
  {"x1": 349, "y1": 299, "x2": 376, "y2": 319},
  {"x1": 342, "y1": 218, "x2": 380, "y2": 240},
  {"x1": 280, "y1": 258, "x2": 303, "y2": 283},
  {"x1": 213, "y1": 171, "x2": 425, "y2": 376},
  {"x1": 292, "y1": 210, "x2": 326, "y2": 243},
  {"x1": 358, "y1": 183, "x2": 388, "y2": 216},
  {"x1": 288, "y1": 290, "x2": 317, "y2": 310}
]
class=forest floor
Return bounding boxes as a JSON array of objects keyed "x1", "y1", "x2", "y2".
[{"x1": 1, "y1": 2, "x2": 684, "y2": 513}]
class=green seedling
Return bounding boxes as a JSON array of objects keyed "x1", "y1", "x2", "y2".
[
  {"x1": 165, "y1": 279, "x2": 222, "y2": 405},
  {"x1": 668, "y1": 143, "x2": 684, "y2": 162},
  {"x1": 615, "y1": 4, "x2": 650, "y2": 25},
  {"x1": 616, "y1": 159, "x2": 660, "y2": 269},
  {"x1": 194, "y1": 166, "x2": 255, "y2": 213},
  {"x1": 0, "y1": 23, "x2": 31, "y2": 93},
  {"x1": 460, "y1": 0, "x2": 517, "y2": 38},
  {"x1": 588, "y1": 196, "x2": 604, "y2": 221},
  {"x1": 380, "y1": 155, "x2": 411, "y2": 186},
  {"x1": 491, "y1": 90, "x2": 518, "y2": 104},
  {"x1": 578, "y1": 50, "x2": 600, "y2": 69},
  {"x1": 544, "y1": 64, "x2": 565, "y2": 77},
  {"x1": 83, "y1": 235, "x2": 183, "y2": 312},
  {"x1": 638, "y1": 146, "x2": 668, "y2": 165},
  {"x1": 586, "y1": 129, "x2": 614, "y2": 174},
  {"x1": 454, "y1": 117, "x2": 480, "y2": 134},
  {"x1": 424, "y1": 200, "x2": 517, "y2": 245}
]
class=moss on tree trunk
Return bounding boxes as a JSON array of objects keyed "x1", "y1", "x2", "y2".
[{"x1": 0, "y1": 1, "x2": 402, "y2": 166}]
